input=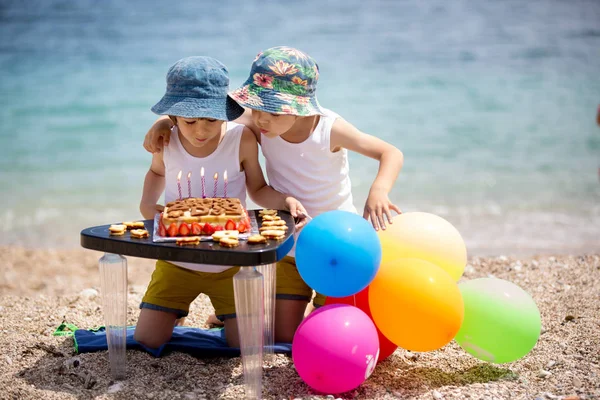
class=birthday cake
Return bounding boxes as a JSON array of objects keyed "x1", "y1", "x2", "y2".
[{"x1": 160, "y1": 197, "x2": 250, "y2": 237}]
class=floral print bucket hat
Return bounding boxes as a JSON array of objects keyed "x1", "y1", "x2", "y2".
[{"x1": 229, "y1": 46, "x2": 324, "y2": 116}]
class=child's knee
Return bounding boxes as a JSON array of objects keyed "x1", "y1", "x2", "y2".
[
  {"x1": 134, "y1": 328, "x2": 170, "y2": 350},
  {"x1": 223, "y1": 318, "x2": 240, "y2": 348}
]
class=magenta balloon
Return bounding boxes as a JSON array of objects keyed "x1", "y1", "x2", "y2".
[{"x1": 292, "y1": 304, "x2": 380, "y2": 394}]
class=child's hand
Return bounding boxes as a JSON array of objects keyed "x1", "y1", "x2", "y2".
[
  {"x1": 143, "y1": 120, "x2": 172, "y2": 153},
  {"x1": 140, "y1": 203, "x2": 165, "y2": 220},
  {"x1": 284, "y1": 197, "x2": 309, "y2": 229},
  {"x1": 363, "y1": 188, "x2": 402, "y2": 231}
]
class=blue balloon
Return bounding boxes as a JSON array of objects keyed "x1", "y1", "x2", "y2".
[{"x1": 295, "y1": 210, "x2": 382, "y2": 297}]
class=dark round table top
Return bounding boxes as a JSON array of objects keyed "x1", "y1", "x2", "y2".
[{"x1": 80, "y1": 210, "x2": 295, "y2": 266}]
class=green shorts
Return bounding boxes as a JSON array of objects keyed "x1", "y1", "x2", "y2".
[
  {"x1": 276, "y1": 256, "x2": 326, "y2": 307},
  {"x1": 141, "y1": 260, "x2": 239, "y2": 320}
]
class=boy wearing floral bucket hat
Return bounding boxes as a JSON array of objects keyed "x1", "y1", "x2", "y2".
[
  {"x1": 143, "y1": 47, "x2": 403, "y2": 341},
  {"x1": 135, "y1": 56, "x2": 307, "y2": 350}
]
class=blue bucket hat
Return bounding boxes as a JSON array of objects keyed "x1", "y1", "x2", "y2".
[
  {"x1": 229, "y1": 46, "x2": 324, "y2": 116},
  {"x1": 151, "y1": 56, "x2": 244, "y2": 121}
]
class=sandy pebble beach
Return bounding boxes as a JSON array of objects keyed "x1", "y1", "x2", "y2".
[{"x1": 0, "y1": 247, "x2": 599, "y2": 399}]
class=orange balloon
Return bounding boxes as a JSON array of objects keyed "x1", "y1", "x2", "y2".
[
  {"x1": 369, "y1": 258, "x2": 464, "y2": 352},
  {"x1": 378, "y1": 212, "x2": 467, "y2": 280}
]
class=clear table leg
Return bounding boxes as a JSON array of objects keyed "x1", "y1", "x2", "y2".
[
  {"x1": 255, "y1": 263, "x2": 276, "y2": 358},
  {"x1": 98, "y1": 253, "x2": 128, "y2": 380},
  {"x1": 233, "y1": 267, "x2": 264, "y2": 399}
]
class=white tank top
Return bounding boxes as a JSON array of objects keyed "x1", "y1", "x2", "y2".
[
  {"x1": 261, "y1": 108, "x2": 357, "y2": 256},
  {"x1": 163, "y1": 122, "x2": 246, "y2": 272}
]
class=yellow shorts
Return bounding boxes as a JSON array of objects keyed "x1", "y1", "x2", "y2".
[
  {"x1": 276, "y1": 256, "x2": 326, "y2": 307},
  {"x1": 141, "y1": 260, "x2": 239, "y2": 320}
]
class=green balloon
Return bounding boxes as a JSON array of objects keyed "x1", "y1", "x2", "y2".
[{"x1": 455, "y1": 278, "x2": 541, "y2": 363}]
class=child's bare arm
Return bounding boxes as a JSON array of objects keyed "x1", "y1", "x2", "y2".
[
  {"x1": 239, "y1": 128, "x2": 307, "y2": 225},
  {"x1": 331, "y1": 118, "x2": 403, "y2": 230},
  {"x1": 140, "y1": 152, "x2": 166, "y2": 219},
  {"x1": 235, "y1": 108, "x2": 261, "y2": 142},
  {"x1": 143, "y1": 116, "x2": 173, "y2": 154}
]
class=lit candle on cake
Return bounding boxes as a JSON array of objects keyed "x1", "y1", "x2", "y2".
[
  {"x1": 176, "y1": 170, "x2": 182, "y2": 200},
  {"x1": 213, "y1": 172, "x2": 218, "y2": 197},
  {"x1": 200, "y1": 167, "x2": 206, "y2": 198},
  {"x1": 187, "y1": 171, "x2": 192, "y2": 198},
  {"x1": 223, "y1": 170, "x2": 228, "y2": 198}
]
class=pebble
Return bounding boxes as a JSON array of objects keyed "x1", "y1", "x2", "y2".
[
  {"x1": 183, "y1": 393, "x2": 197, "y2": 400},
  {"x1": 432, "y1": 390, "x2": 443, "y2": 399},
  {"x1": 107, "y1": 382, "x2": 124, "y2": 393},
  {"x1": 539, "y1": 370, "x2": 552, "y2": 379},
  {"x1": 544, "y1": 393, "x2": 559, "y2": 399},
  {"x1": 498, "y1": 255, "x2": 508, "y2": 261},
  {"x1": 546, "y1": 360, "x2": 556, "y2": 369},
  {"x1": 24, "y1": 317, "x2": 32, "y2": 321},
  {"x1": 4, "y1": 355, "x2": 12, "y2": 365},
  {"x1": 406, "y1": 351, "x2": 419, "y2": 361},
  {"x1": 80, "y1": 288, "x2": 99, "y2": 298},
  {"x1": 573, "y1": 376, "x2": 582, "y2": 388},
  {"x1": 513, "y1": 264, "x2": 522, "y2": 271}
]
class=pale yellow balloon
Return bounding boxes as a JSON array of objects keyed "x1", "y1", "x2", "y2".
[{"x1": 378, "y1": 212, "x2": 467, "y2": 280}]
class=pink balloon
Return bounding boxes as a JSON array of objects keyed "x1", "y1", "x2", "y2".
[{"x1": 292, "y1": 304, "x2": 380, "y2": 394}]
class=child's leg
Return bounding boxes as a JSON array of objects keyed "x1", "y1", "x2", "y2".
[
  {"x1": 134, "y1": 308, "x2": 178, "y2": 349},
  {"x1": 134, "y1": 260, "x2": 203, "y2": 349},
  {"x1": 275, "y1": 256, "x2": 313, "y2": 343},
  {"x1": 203, "y1": 267, "x2": 241, "y2": 347},
  {"x1": 275, "y1": 298, "x2": 309, "y2": 342}
]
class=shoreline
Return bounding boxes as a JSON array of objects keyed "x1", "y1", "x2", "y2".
[{"x1": 1, "y1": 247, "x2": 599, "y2": 399}]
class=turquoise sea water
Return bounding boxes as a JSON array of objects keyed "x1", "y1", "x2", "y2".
[{"x1": 1, "y1": 0, "x2": 599, "y2": 255}]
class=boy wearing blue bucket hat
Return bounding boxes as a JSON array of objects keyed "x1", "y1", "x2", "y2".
[
  {"x1": 135, "y1": 56, "x2": 307, "y2": 349},
  {"x1": 143, "y1": 47, "x2": 404, "y2": 340}
]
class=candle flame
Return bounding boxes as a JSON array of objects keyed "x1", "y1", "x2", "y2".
[
  {"x1": 201, "y1": 167, "x2": 204, "y2": 177},
  {"x1": 213, "y1": 172, "x2": 218, "y2": 180},
  {"x1": 177, "y1": 170, "x2": 182, "y2": 181},
  {"x1": 187, "y1": 171, "x2": 191, "y2": 179},
  {"x1": 224, "y1": 170, "x2": 227, "y2": 180}
]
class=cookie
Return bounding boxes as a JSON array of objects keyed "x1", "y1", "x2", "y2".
[
  {"x1": 261, "y1": 215, "x2": 281, "y2": 221},
  {"x1": 219, "y1": 236, "x2": 239, "y2": 248},
  {"x1": 258, "y1": 209, "x2": 278, "y2": 216},
  {"x1": 260, "y1": 229, "x2": 286, "y2": 240},
  {"x1": 123, "y1": 221, "x2": 145, "y2": 230},
  {"x1": 247, "y1": 234, "x2": 267, "y2": 244},
  {"x1": 130, "y1": 229, "x2": 149, "y2": 239},
  {"x1": 261, "y1": 220, "x2": 286, "y2": 227},
  {"x1": 176, "y1": 237, "x2": 200, "y2": 246},
  {"x1": 109, "y1": 224, "x2": 127, "y2": 236},
  {"x1": 211, "y1": 230, "x2": 239, "y2": 241},
  {"x1": 259, "y1": 225, "x2": 288, "y2": 232}
]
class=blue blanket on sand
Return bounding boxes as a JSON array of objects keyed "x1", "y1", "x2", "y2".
[{"x1": 71, "y1": 326, "x2": 292, "y2": 358}]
